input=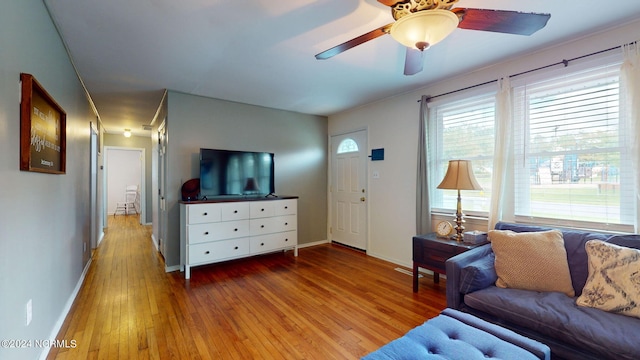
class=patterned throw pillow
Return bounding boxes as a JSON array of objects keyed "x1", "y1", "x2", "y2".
[
  {"x1": 489, "y1": 230, "x2": 575, "y2": 297},
  {"x1": 576, "y1": 240, "x2": 640, "y2": 319}
]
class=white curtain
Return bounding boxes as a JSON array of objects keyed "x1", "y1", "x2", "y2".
[
  {"x1": 416, "y1": 95, "x2": 431, "y2": 234},
  {"x1": 488, "y1": 77, "x2": 514, "y2": 230},
  {"x1": 620, "y1": 43, "x2": 640, "y2": 233}
]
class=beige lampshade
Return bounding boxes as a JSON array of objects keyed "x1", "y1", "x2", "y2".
[
  {"x1": 437, "y1": 160, "x2": 482, "y2": 190},
  {"x1": 389, "y1": 10, "x2": 459, "y2": 50}
]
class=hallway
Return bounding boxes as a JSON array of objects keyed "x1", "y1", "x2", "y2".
[{"x1": 48, "y1": 215, "x2": 446, "y2": 359}]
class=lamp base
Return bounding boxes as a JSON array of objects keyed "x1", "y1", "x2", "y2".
[
  {"x1": 451, "y1": 214, "x2": 465, "y2": 242},
  {"x1": 452, "y1": 189, "x2": 465, "y2": 242}
]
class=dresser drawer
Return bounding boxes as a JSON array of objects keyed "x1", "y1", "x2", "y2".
[
  {"x1": 188, "y1": 220, "x2": 250, "y2": 244},
  {"x1": 250, "y1": 201, "x2": 275, "y2": 218},
  {"x1": 416, "y1": 248, "x2": 453, "y2": 272},
  {"x1": 414, "y1": 242, "x2": 458, "y2": 262},
  {"x1": 249, "y1": 214, "x2": 297, "y2": 235},
  {"x1": 274, "y1": 199, "x2": 297, "y2": 216},
  {"x1": 250, "y1": 230, "x2": 297, "y2": 254},
  {"x1": 221, "y1": 202, "x2": 250, "y2": 221},
  {"x1": 274, "y1": 214, "x2": 297, "y2": 232},
  {"x1": 187, "y1": 203, "x2": 222, "y2": 224},
  {"x1": 189, "y1": 238, "x2": 250, "y2": 264}
]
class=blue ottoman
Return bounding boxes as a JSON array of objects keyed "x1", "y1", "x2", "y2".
[{"x1": 363, "y1": 309, "x2": 550, "y2": 360}]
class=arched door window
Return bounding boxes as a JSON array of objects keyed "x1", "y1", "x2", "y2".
[{"x1": 336, "y1": 138, "x2": 358, "y2": 154}]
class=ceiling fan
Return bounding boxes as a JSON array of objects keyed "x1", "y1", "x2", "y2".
[{"x1": 315, "y1": 0, "x2": 551, "y2": 75}]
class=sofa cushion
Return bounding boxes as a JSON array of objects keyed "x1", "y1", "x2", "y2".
[
  {"x1": 493, "y1": 222, "x2": 611, "y2": 295},
  {"x1": 607, "y1": 234, "x2": 640, "y2": 249},
  {"x1": 464, "y1": 286, "x2": 640, "y2": 360},
  {"x1": 488, "y1": 230, "x2": 575, "y2": 297},
  {"x1": 576, "y1": 240, "x2": 640, "y2": 319},
  {"x1": 459, "y1": 253, "x2": 497, "y2": 294}
]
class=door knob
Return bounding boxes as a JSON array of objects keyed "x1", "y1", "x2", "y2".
[{"x1": 360, "y1": 197, "x2": 366, "y2": 202}]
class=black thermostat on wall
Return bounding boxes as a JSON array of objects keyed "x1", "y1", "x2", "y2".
[{"x1": 369, "y1": 148, "x2": 384, "y2": 161}]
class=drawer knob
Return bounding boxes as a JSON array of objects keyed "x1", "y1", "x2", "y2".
[
  {"x1": 234, "y1": 210, "x2": 238, "y2": 213},
  {"x1": 285, "y1": 238, "x2": 289, "y2": 242},
  {"x1": 284, "y1": 206, "x2": 288, "y2": 209},
  {"x1": 285, "y1": 222, "x2": 288, "y2": 226},
  {"x1": 261, "y1": 225, "x2": 265, "y2": 228},
  {"x1": 261, "y1": 243, "x2": 265, "y2": 246},
  {"x1": 203, "y1": 212, "x2": 208, "y2": 216},
  {"x1": 205, "y1": 251, "x2": 210, "y2": 255},
  {"x1": 261, "y1": 208, "x2": 265, "y2": 212},
  {"x1": 234, "y1": 246, "x2": 239, "y2": 250},
  {"x1": 204, "y1": 231, "x2": 209, "y2": 235},
  {"x1": 234, "y1": 228, "x2": 238, "y2": 232}
]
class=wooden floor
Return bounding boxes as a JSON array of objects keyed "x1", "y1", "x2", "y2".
[{"x1": 48, "y1": 215, "x2": 447, "y2": 359}]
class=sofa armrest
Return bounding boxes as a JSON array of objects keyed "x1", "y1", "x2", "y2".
[{"x1": 445, "y1": 243, "x2": 493, "y2": 309}]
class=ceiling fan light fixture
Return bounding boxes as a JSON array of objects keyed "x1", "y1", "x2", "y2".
[{"x1": 389, "y1": 10, "x2": 459, "y2": 50}]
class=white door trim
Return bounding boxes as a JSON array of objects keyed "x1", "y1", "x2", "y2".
[{"x1": 104, "y1": 146, "x2": 146, "y2": 224}]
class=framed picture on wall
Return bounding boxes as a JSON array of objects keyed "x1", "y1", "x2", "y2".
[{"x1": 20, "y1": 73, "x2": 66, "y2": 174}]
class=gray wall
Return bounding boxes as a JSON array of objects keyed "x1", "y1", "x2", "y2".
[
  {"x1": 163, "y1": 91, "x2": 328, "y2": 268},
  {"x1": 0, "y1": 1, "x2": 95, "y2": 359},
  {"x1": 103, "y1": 133, "x2": 153, "y2": 224}
]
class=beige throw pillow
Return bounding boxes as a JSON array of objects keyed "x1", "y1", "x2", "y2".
[
  {"x1": 489, "y1": 230, "x2": 575, "y2": 297},
  {"x1": 576, "y1": 240, "x2": 640, "y2": 319}
]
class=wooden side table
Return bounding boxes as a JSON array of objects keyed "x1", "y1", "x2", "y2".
[{"x1": 413, "y1": 232, "x2": 488, "y2": 292}]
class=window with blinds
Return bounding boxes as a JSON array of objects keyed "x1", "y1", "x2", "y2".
[
  {"x1": 430, "y1": 93, "x2": 495, "y2": 215},
  {"x1": 512, "y1": 63, "x2": 634, "y2": 231}
]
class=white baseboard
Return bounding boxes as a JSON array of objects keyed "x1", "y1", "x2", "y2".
[
  {"x1": 165, "y1": 264, "x2": 181, "y2": 273},
  {"x1": 97, "y1": 230, "x2": 105, "y2": 247},
  {"x1": 298, "y1": 239, "x2": 330, "y2": 249},
  {"x1": 151, "y1": 234, "x2": 159, "y2": 251},
  {"x1": 367, "y1": 252, "x2": 443, "y2": 279},
  {"x1": 39, "y1": 257, "x2": 93, "y2": 360},
  {"x1": 366, "y1": 251, "x2": 412, "y2": 269}
]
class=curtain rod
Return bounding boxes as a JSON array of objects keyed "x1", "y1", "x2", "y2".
[{"x1": 419, "y1": 41, "x2": 637, "y2": 103}]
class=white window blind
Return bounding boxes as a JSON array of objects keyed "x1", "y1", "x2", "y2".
[
  {"x1": 512, "y1": 62, "x2": 634, "y2": 231},
  {"x1": 430, "y1": 93, "x2": 495, "y2": 215}
]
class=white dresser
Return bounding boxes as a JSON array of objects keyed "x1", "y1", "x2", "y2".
[{"x1": 180, "y1": 197, "x2": 298, "y2": 279}]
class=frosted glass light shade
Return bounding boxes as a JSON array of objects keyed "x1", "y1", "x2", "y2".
[{"x1": 389, "y1": 10, "x2": 459, "y2": 50}]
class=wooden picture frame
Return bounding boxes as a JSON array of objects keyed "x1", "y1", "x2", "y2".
[{"x1": 20, "y1": 73, "x2": 66, "y2": 174}]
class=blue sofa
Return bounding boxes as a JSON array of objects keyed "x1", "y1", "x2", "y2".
[{"x1": 445, "y1": 222, "x2": 640, "y2": 360}]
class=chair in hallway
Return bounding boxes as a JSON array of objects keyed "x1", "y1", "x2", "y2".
[{"x1": 114, "y1": 185, "x2": 139, "y2": 216}]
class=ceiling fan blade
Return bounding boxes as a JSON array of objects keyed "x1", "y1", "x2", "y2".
[
  {"x1": 404, "y1": 48, "x2": 424, "y2": 76},
  {"x1": 454, "y1": 8, "x2": 551, "y2": 36},
  {"x1": 315, "y1": 24, "x2": 392, "y2": 60}
]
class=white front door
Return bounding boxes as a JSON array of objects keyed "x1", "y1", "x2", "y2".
[{"x1": 330, "y1": 130, "x2": 367, "y2": 250}]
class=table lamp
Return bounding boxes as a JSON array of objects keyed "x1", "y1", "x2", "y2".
[{"x1": 437, "y1": 160, "x2": 482, "y2": 241}]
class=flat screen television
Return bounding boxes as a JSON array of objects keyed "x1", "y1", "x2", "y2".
[{"x1": 199, "y1": 148, "x2": 275, "y2": 199}]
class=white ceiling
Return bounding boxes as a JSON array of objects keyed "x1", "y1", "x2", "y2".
[{"x1": 43, "y1": 0, "x2": 640, "y2": 136}]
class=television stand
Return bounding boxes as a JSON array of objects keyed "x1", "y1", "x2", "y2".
[{"x1": 179, "y1": 196, "x2": 298, "y2": 279}]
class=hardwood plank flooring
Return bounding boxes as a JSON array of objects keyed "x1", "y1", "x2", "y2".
[{"x1": 48, "y1": 215, "x2": 447, "y2": 359}]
